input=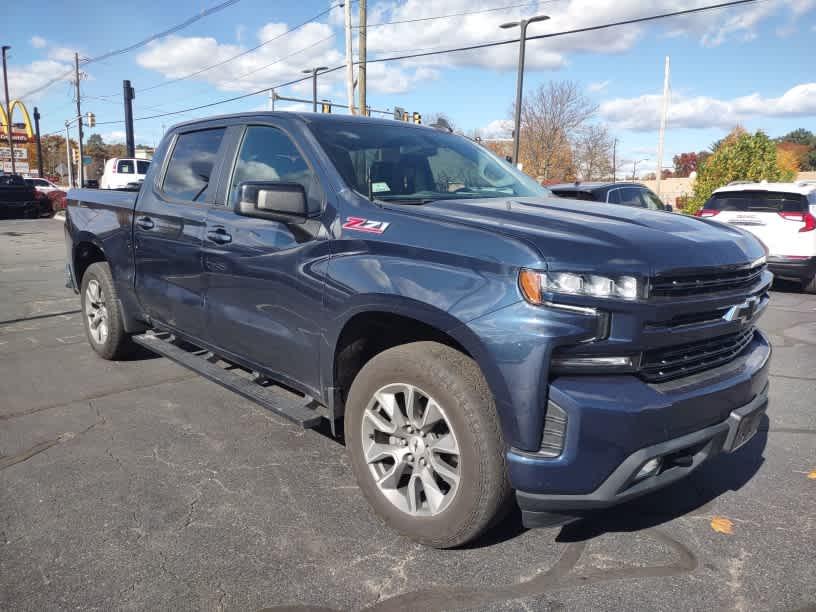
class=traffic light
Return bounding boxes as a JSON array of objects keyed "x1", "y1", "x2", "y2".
[
  {"x1": 402, "y1": 111, "x2": 409, "y2": 122},
  {"x1": 86, "y1": 112, "x2": 96, "y2": 127},
  {"x1": 412, "y1": 112, "x2": 421, "y2": 125},
  {"x1": 320, "y1": 101, "x2": 331, "y2": 114},
  {"x1": 72, "y1": 147, "x2": 79, "y2": 165}
]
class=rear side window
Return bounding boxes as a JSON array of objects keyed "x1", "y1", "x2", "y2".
[
  {"x1": 552, "y1": 190, "x2": 594, "y2": 201},
  {"x1": 117, "y1": 160, "x2": 135, "y2": 174},
  {"x1": 162, "y1": 128, "x2": 225, "y2": 202},
  {"x1": 137, "y1": 160, "x2": 150, "y2": 174},
  {"x1": 707, "y1": 191, "x2": 808, "y2": 213}
]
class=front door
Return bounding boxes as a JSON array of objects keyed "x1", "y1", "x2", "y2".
[
  {"x1": 202, "y1": 124, "x2": 330, "y2": 395},
  {"x1": 134, "y1": 127, "x2": 226, "y2": 339}
]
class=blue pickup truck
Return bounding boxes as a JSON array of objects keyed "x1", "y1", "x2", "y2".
[{"x1": 65, "y1": 112, "x2": 771, "y2": 548}]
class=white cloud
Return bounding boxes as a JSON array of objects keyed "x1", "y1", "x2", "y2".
[
  {"x1": 478, "y1": 119, "x2": 513, "y2": 140},
  {"x1": 600, "y1": 82, "x2": 816, "y2": 131},
  {"x1": 30, "y1": 36, "x2": 47, "y2": 49},
  {"x1": 7, "y1": 59, "x2": 72, "y2": 101},
  {"x1": 588, "y1": 80, "x2": 611, "y2": 93},
  {"x1": 100, "y1": 130, "x2": 126, "y2": 143},
  {"x1": 48, "y1": 47, "x2": 76, "y2": 63}
]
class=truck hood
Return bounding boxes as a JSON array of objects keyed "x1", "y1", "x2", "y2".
[{"x1": 393, "y1": 196, "x2": 766, "y2": 276}]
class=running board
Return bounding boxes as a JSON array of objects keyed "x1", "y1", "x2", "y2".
[{"x1": 133, "y1": 332, "x2": 324, "y2": 428}]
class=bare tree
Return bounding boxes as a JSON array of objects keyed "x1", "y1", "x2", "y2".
[
  {"x1": 426, "y1": 112, "x2": 459, "y2": 133},
  {"x1": 574, "y1": 124, "x2": 614, "y2": 181},
  {"x1": 517, "y1": 81, "x2": 597, "y2": 181}
]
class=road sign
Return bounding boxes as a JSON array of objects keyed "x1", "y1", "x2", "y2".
[
  {"x1": 82, "y1": 156, "x2": 92, "y2": 165},
  {"x1": 0, "y1": 147, "x2": 28, "y2": 160}
]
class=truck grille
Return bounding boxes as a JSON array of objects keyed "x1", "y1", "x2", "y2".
[
  {"x1": 651, "y1": 264, "x2": 766, "y2": 297},
  {"x1": 640, "y1": 326, "x2": 756, "y2": 383}
]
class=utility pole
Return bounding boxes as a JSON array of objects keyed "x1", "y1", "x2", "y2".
[
  {"x1": 344, "y1": 0, "x2": 356, "y2": 115},
  {"x1": 268, "y1": 88, "x2": 276, "y2": 111},
  {"x1": 74, "y1": 52, "x2": 85, "y2": 187},
  {"x1": 359, "y1": 0, "x2": 367, "y2": 115},
  {"x1": 33, "y1": 106, "x2": 44, "y2": 177},
  {"x1": 612, "y1": 138, "x2": 617, "y2": 183},
  {"x1": 655, "y1": 56, "x2": 670, "y2": 200},
  {"x1": 500, "y1": 15, "x2": 549, "y2": 167},
  {"x1": 123, "y1": 80, "x2": 135, "y2": 158},
  {"x1": 2, "y1": 45, "x2": 16, "y2": 174},
  {"x1": 302, "y1": 67, "x2": 328, "y2": 112},
  {"x1": 64, "y1": 121, "x2": 74, "y2": 188}
]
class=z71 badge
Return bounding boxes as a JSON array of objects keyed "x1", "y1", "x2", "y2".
[{"x1": 342, "y1": 217, "x2": 391, "y2": 234}]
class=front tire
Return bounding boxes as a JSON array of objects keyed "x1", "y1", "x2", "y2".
[
  {"x1": 345, "y1": 341, "x2": 511, "y2": 548},
  {"x1": 80, "y1": 262, "x2": 134, "y2": 360}
]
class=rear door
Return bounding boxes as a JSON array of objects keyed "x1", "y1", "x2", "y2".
[
  {"x1": 201, "y1": 122, "x2": 330, "y2": 395},
  {"x1": 708, "y1": 190, "x2": 813, "y2": 256},
  {"x1": 133, "y1": 127, "x2": 227, "y2": 339}
]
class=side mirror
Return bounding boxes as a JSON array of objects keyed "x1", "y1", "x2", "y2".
[
  {"x1": 235, "y1": 181, "x2": 308, "y2": 222},
  {"x1": 665, "y1": 204, "x2": 674, "y2": 212}
]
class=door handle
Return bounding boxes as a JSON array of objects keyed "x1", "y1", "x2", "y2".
[
  {"x1": 207, "y1": 228, "x2": 232, "y2": 245},
  {"x1": 135, "y1": 216, "x2": 155, "y2": 230}
]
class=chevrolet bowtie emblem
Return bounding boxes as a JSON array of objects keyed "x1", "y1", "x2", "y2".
[{"x1": 723, "y1": 296, "x2": 760, "y2": 324}]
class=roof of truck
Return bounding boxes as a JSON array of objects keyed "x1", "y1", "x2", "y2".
[{"x1": 171, "y1": 111, "x2": 433, "y2": 132}]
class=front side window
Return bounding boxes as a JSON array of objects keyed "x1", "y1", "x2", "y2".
[
  {"x1": 162, "y1": 128, "x2": 225, "y2": 202},
  {"x1": 309, "y1": 121, "x2": 551, "y2": 202},
  {"x1": 137, "y1": 160, "x2": 150, "y2": 175},
  {"x1": 117, "y1": 160, "x2": 134, "y2": 174},
  {"x1": 231, "y1": 126, "x2": 314, "y2": 197},
  {"x1": 642, "y1": 190, "x2": 666, "y2": 210}
]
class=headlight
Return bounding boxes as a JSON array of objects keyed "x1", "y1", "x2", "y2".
[{"x1": 519, "y1": 269, "x2": 644, "y2": 304}]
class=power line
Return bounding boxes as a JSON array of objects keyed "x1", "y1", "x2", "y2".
[
  {"x1": 93, "y1": 0, "x2": 760, "y2": 127},
  {"x1": 362, "y1": 0, "x2": 764, "y2": 65},
  {"x1": 353, "y1": 1, "x2": 543, "y2": 28},
  {"x1": 94, "y1": 1, "x2": 348, "y2": 99},
  {"x1": 16, "y1": 0, "x2": 243, "y2": 100}
]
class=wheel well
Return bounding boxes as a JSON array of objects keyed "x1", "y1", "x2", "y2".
[
  {"x1": 333, "y1": 312, "x2": 471, "y2": 406},
  {"x1": 74, "y1": 242, "x2": 106, "y2": 287}
]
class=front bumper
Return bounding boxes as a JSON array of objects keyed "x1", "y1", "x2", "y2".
[
  {"x1": 768, "y1": 255, "x2": 816, "y2": 283},
  {"x1": 509, "y1": 330, "x2": 770, "y2": 528}
]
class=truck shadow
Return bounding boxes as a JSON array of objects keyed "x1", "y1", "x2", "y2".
[{"x1": 554, "y1": 414, "x2": 769, "y2": 544}]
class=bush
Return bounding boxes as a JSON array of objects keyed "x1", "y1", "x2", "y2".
[{"x1": 688, "y1": 130, "x2": 796, "y2": 214}]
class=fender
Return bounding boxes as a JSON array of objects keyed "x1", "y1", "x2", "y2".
[{"x1": 321, "y1": 293, "x2": 515, "y2": 441}]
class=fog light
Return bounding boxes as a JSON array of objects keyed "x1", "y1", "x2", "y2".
[{"x1": 634, "y1": 457, "x2": 661, "y2": 481}]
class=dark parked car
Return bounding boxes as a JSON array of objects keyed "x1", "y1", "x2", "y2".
[
  {"x1": 65, "y1": 113, "x2": 770, "y2": 548},
  {"x1": 0, "y1": 173, "x2": 49, "y2": 217},
  {"x1": 550, "y1": 181, "x2": 672, "y2": 211}
]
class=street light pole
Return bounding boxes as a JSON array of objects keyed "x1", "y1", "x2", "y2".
[
  {"x1": 2, "y1": 45, "x2": 16, "y2": 174},
  {"x1": 500, "y1": 15, "x2": 549, "y2": 167},
  {"x1": 302, "y1": 67, "x2": 328, "y2": 112}
]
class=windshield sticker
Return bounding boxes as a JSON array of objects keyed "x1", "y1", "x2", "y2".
[
  {"x1": 371, "y1": 182, "x2": 390, "y2": 193},
  {"x1": 343, "y1": 217, "x2": 391, "y2": 234}
]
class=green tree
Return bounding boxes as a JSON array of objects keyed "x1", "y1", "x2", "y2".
[{"x1": 689, "y1": 129, "x2": 796, "y2": 214}]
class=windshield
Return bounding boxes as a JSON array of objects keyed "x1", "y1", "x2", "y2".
[{"x1": 309, "y1": 121, "x2": 551, "y2": 202}]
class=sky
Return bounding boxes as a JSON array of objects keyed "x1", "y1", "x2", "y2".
[{"x1": 4, "y1": 0, "x2": 816, "y2": 177}]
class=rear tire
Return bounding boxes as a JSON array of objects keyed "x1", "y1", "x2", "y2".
[
  {"x1": 345, "y1": 341, "x2": 511, "y2": 548},
  {"x1": 80, "y1": 262, "x2": 134, "y2": 360}
]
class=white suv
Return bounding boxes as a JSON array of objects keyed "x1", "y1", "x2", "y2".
[{"x1": 697, "y1": 181, "x2": 816, "y2": 292}]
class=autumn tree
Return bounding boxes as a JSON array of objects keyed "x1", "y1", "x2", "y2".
[
  {"x1": 573, "y1": 124, "x2": 614, "y2": 181},
  {"x1": 689, "y1": 129, "x2": 796, "y2": 214},
  {"x1": 517, "y1": 80, "x2": 597, "y2": 181},
  {"x1": 775, "y1": 128, "x2": 816, "y2": 170}
]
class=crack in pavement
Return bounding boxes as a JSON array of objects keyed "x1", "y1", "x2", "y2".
[
  {"x1": 259, "y1": 528, "x2": 697, "y2": 612},
  {"x1": 0, "y1": 309, "x2": 82, "y2": 327},
  {"x1": 0, "y1": 420, "x2": 103, "y2": 471},
  {"x1": 0, "y1": 373, "x2": 199, "y2": 422}
]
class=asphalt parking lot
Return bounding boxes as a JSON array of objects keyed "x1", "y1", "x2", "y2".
[{"x1": 1, "y1": 217, "x2": 814, "y2": 611}]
